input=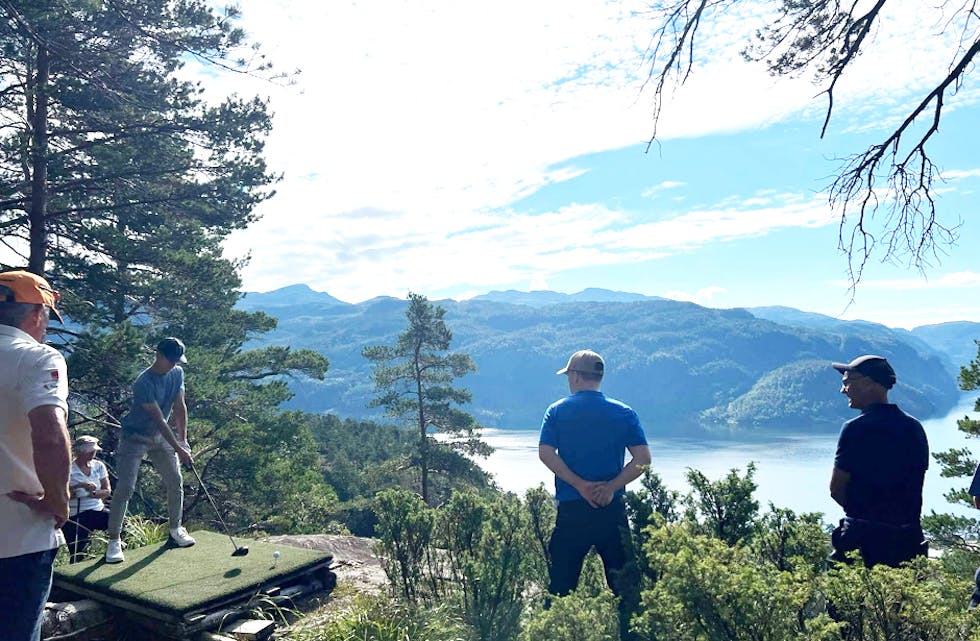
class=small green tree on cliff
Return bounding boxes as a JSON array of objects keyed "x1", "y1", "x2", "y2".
[{"x1": 363, "y1": 293, "x2": 490, "y2": 504}]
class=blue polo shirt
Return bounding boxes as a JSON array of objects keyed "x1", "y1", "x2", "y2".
[
  {"x1": 119, "y1": 366, "x2": 184, "y2": 437},
  {"x1": 539, "y1": 390, "x2": 647, "y2": 502}
]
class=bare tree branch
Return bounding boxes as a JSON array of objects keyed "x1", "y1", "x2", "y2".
[
  {"x1": 643, "y1": 0, "x2": 979, "y2": 287},
  {"x1": 830, "y1": 35, "x2": 978, "y2": 282}
]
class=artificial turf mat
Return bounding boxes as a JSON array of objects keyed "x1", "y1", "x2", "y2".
[{"x1": 54, "y1": 530, "x2": 332, "y2": 617}]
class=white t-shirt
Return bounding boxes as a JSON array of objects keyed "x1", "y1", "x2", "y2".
[
  {"x1": 69, "y1": 459, "x2": 107, "y2": 516},
  {"x1": 0, "y1": 324, "x2": 69, "y2": 558}
]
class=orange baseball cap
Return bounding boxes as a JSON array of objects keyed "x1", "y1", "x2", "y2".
[{"x1": 0, "y1": 270, "x2": 63, "y2": 322}]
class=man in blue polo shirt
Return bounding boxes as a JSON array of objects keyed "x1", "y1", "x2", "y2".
[
  {"x1": 105, "y1": 337, "x2": 195, "y2": 563},
  {"x1": 539, "y1": 349, "x2": 650, "y2": 641},
  {"x1": 829, "y1": 354, "x2": 929, "y2": 567}
]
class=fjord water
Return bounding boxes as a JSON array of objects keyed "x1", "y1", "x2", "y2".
[{"x1": 478, "y1": 394, "x2": 979, "y2": 521}]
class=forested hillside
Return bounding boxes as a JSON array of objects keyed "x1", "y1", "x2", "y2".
[
  {"x1": 240, "y1": 285, "x2": 966, "y2": 434},
  {"x1": 912, "y1": 322, "x2": 980, "y2": 370}
]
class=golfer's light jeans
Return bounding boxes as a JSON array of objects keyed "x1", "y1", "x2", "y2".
[{"x1": 107, "y1": 432, "x2": 184, "y2": 538}]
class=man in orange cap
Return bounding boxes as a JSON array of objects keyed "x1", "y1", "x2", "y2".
[{"x1": 0, "y1": 270, "x2": 70, "y2": 641}]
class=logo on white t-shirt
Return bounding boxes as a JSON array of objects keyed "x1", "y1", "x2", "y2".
[{"x1": 43, "y1": 369, "x2": 60, "y2": 390}]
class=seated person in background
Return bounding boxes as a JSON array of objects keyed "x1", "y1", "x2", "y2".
[{"x1": 61, "y1": 436, "x2": 111, "y2": 563}]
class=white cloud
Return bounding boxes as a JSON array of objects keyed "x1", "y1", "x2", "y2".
[
  {"x1": 208, "y1": 0, "x2": 977, "y2": 313},
  {"x1": 839, "y1": 302, "x2": 980, "y2": 330},
  {"x1": 641, "y1": 180, "x2": 686, "y2": 198},
  {"x1": 661, "y1": 286, "x2": 727, "y2": 306},
  {"x1": 231, "y1": 191, "x2": 837, "y2": 301},
  {"x1": 843, "y1": 271, "x2": 980, "y2": 291},
  {"x1": 942, "y1": 168, "x2": 980, "y2": 181},
  {"x1": 211, "y1": 0, "x2": 976, "y2": 223}
]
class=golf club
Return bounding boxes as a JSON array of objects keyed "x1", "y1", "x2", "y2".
[{"x1": 189, "y1": 463, "x2": 249, "y2": 557}]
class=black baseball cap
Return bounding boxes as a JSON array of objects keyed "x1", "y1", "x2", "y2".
[
  {"x1": 157, "y1": 337, "x2": 188, "y2": 364},
  {"x1": 832, "y1": 355, "x2": 896, "y2": 389}
]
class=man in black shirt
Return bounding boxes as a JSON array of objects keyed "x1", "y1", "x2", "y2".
[{"x1": 829, "y1": 355, "x2": 929, "y2": 567}]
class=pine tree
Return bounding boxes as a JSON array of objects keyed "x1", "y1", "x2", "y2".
[{"x1": 364, "y1": 293, "x2": 490, "y2": 504}]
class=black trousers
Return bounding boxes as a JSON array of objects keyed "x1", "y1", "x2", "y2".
[
  {"x1": 830, "y1": 517, "x2": 926, "y2": 567},
  {"x1": 548, "y1": 496, "x2": 639, "y2": 640},
  {"x1": 61, "y1": 508, "x2": 110, "y2": 563}
]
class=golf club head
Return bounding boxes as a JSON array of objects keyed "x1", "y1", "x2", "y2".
[{"x1": 232, "y1": 546, "x2": 249, "y2": 557}]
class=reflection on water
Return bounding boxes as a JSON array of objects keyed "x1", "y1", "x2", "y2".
[{"x1": 477, "y1": 395, "x2": 978, "y2": 522}]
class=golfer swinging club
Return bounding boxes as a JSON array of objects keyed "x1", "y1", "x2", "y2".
[{"x1": 105, "y1": 337, "x2": 195, "y2": 563}]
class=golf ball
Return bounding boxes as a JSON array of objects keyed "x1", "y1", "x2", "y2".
[{"x1": 273, "y1": 551, "x2": 280, "y2": 559}]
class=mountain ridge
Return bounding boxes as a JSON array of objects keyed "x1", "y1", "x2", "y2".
[{"x1": 238, "y1": 284, "x2": 977, "y2": 434}]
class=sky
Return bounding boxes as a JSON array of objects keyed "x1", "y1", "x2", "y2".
[{"x1": 208, "y1": 0, "x2": 980, "y2": 329}]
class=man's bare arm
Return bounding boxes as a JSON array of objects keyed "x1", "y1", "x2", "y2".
[
  {"x1": 539, "y1": 444, "x2": 600, "y2": 508},
  {"x1": 172, "y1": 390, "x2": 188, "y2": 443},
  {"x1": 9, "y1": 406, "x2": 71, "y2": 527}
]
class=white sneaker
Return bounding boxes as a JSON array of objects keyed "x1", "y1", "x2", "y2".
[
  {"x1": 170, "y1": 526, "x2": 196, "y2": 547},
  {"x1": 105, "y1": 539, "x2": 125, "y2": 563}
]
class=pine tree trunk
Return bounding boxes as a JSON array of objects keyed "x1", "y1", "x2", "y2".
[
  {"x1": 416, "y1": 338, "x2": 429, "y2": 503},
  {"x1": 28, "y1": 44, "x2": 50, "y2": 275}
]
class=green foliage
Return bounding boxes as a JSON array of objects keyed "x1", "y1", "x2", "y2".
[
  {"x1": 958, "y1": 340, "x2": 980, "y2": 439},
  {"x1": 364, "y1": 293, "x2": 490, "y2": 503},
  {"x1": 65, "y1": 324, "x2": 148, "y2": 419},
  {"x1": 306, "y1": 412, "x2": 491, "y2": 535},
  {"x1": 374, "y1": 488, "x2": 435, "y2": 603},
  {"x1": 439, "y1": 489, "x2": 532, "y2": 641},
  {"x1": 121, "y1": 514, "x2": 170, "y2": 550},
  {"x1": 311, "y1": 414, "x2": 417, "y2": 503},
  {"x1": 927, "y1": 338, "x2": 980, "y2": 553},
  {"x1": 0, "y1": 0, "x2": 278, "y2": 273},
  {"x1": 575, "y1": 550, "x2": 627, "y2": 601},
  {"x1": 630, "y1": 469, "x2": 682, "y2": 525},
  {"x1": 711, "y1": 359, "x2": 850, "y2": 427},
  {"x1": 185, "y1": 409, "x2": 337, "y2": 535},
  {"x1": 922, "y1": 511, "x2": 980, "y2": 554},
  {"x1": 626, "y1": 469, "x2": 682, "y2": 581},
  {"x1": 751, "y1": 506, "x2": 830, "y2": 574},
  {"x1": 684, "y1": 463, "x2": 760, "y2": 545},
  {"x1": 0, "y1": 0, "x2": 342, "y2": 541},
  {"x1": 374, "y1": 488, "x2": 542, "y2": 641},
  {"x1": 639, "y1": 522, "x2": 815, "y2": 641},
  {"x1": 524, "y1": 484, "x2": 557, "y2": 584},
  {"x1": 285, "y1": 594, "x2": 468, "y2": 641},
  {"x1": 358, "y1": 462, "x2": 980, "y2": 641},
  {"x1": 819, "y1": 558, "x2": 979, "y2": 641},
  {"x1": 519, "y1": 590, "x2": 619, "y2": 641},
  {"x1": 632, "y1": 471, "x2": 979, "y2": 641}
]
